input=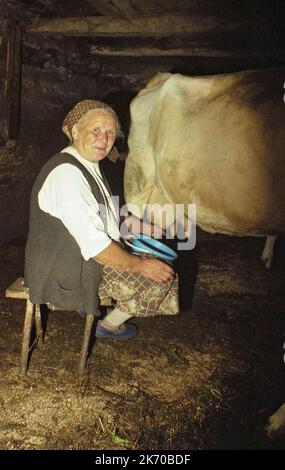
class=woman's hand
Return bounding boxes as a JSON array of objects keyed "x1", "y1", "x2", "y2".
[
  {"x1": 94, "y1": 242, "x2": 174, "y2": 283},
  {"x1": 139, "y1": 258, "x2": 174, "y2": 283},
  {"x1": 122, "y1": 213, "x2": 165, "y2": 238}
]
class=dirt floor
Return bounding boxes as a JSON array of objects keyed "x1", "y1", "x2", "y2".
[{"x1": 0, "y1": 231, "x2": 285, "y2": 450}]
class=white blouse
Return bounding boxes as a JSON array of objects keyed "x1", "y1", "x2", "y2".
[{"x1": 38, "y1": 146, "x2": 121, "y2": 261}]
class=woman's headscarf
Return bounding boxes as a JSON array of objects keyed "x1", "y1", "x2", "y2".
[{"x1": 62, "y1": 99, "x2": 119, "y2": 141}]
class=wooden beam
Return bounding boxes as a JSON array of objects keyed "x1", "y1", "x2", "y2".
[
  {"x1": 27, "y1": 14, "x2": 250, "y2": 37},
  {"x1": 1, "y1": 23, "x2": 22, "y2": 140},
  {"x1": 89, "y1": 45, "x2": 282, "y2": 58}
]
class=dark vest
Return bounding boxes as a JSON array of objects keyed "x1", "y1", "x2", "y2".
[{"x1": 24, "y1": 152, "x2": 112, "y2": 316}]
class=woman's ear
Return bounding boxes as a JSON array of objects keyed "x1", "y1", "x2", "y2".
[{"x1": 72, "y1": 125, "x2": 78, "y2": 142}]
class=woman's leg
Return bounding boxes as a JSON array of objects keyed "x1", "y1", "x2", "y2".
[{"x1": 98, "y1": 267, "x2": 179, "y2": 319}]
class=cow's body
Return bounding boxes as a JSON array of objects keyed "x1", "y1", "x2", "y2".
[{"x1": 125, "y1": 68, "x2": 285, "y2": 246}]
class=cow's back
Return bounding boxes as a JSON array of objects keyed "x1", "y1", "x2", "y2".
[{"x1": 125, "y1": 68, "x2": 285, "y2": 236}]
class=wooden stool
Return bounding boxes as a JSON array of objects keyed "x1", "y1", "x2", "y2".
[{"x1": 5, "y1": 277, "x2": 113, "y2": 376}]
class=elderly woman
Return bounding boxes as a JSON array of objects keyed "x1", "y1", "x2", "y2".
[{"x1": 25, "y1": 100, "x2": 178, "y2": 339}]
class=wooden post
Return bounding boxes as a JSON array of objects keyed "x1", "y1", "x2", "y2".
[
  {"x1": 1, "y1": 23, "x2": 22, "y2": 140},
  {"x1": 78, "y1": 314, "x2": 95, "y2": 375},
  {"x1": 19, "y1": 299, "x2": 34, "y2": 376},
  {"x1": 34, "y1": 304, "x2": 44, "y2": 347}
]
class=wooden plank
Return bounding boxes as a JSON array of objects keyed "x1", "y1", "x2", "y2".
[
  {"x1": 90, "y1": 45, "x2": 281, "y2": 58},
  {"x1": 5, "y1": 277, "x2": 29, "y2": 300},
  {"x1": 1, "y1": 23, "x2": 22, "y2": 140},
  {"x1": 5, "y1": 276, "x2": 112, "y2": 305},
  {"x1": 27, "y1": 14, "x2": 250, "y2": 37}
]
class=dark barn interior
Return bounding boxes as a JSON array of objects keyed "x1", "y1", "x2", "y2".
[{"x1": 0, "y1": 0, "x2": 285, "y2": 451}]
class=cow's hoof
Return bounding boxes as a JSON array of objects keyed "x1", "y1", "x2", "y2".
[{"x1": 266, "y1": 403, "x2": 285, "y2": 439}]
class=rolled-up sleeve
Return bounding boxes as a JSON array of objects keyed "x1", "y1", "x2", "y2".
[{"x1": 38, "y1": 164, "x2": 112, "y2": 260}]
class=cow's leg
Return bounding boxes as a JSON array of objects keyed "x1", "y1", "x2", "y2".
[
  {"x1": 266, "y1": 403, "x2": 285, "y2": 438},
  {"x1": 261, "y1": 236, "x2": 278, "y2": 268}
]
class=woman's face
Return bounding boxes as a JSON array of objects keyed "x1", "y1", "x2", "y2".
[{"x1": 72, "y1": 109, "x2": 117, "y2": 163}]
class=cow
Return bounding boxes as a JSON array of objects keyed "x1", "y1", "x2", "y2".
[{"x1": 124, "y1": 68, "x2": 285, "y2": 267}]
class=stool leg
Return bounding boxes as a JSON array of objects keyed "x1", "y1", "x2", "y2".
[
  {"x1": 78, "y1": 313, "x2": 95, "y2": 375},
  {"x1": 19, "y1": 298, "x2": 34, "y2": 376},
  {"x1": 34, "y1": 304, "x2": 43, "y2": 346}
]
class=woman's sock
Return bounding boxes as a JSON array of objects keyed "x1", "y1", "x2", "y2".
[{"x1": 99, "y1": 307, "x2": 132, "y2": 330}]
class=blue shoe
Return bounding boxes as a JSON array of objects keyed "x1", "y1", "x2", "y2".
[{"x1": 95, "y1": 322, "x2": 137, "y2": 339}]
